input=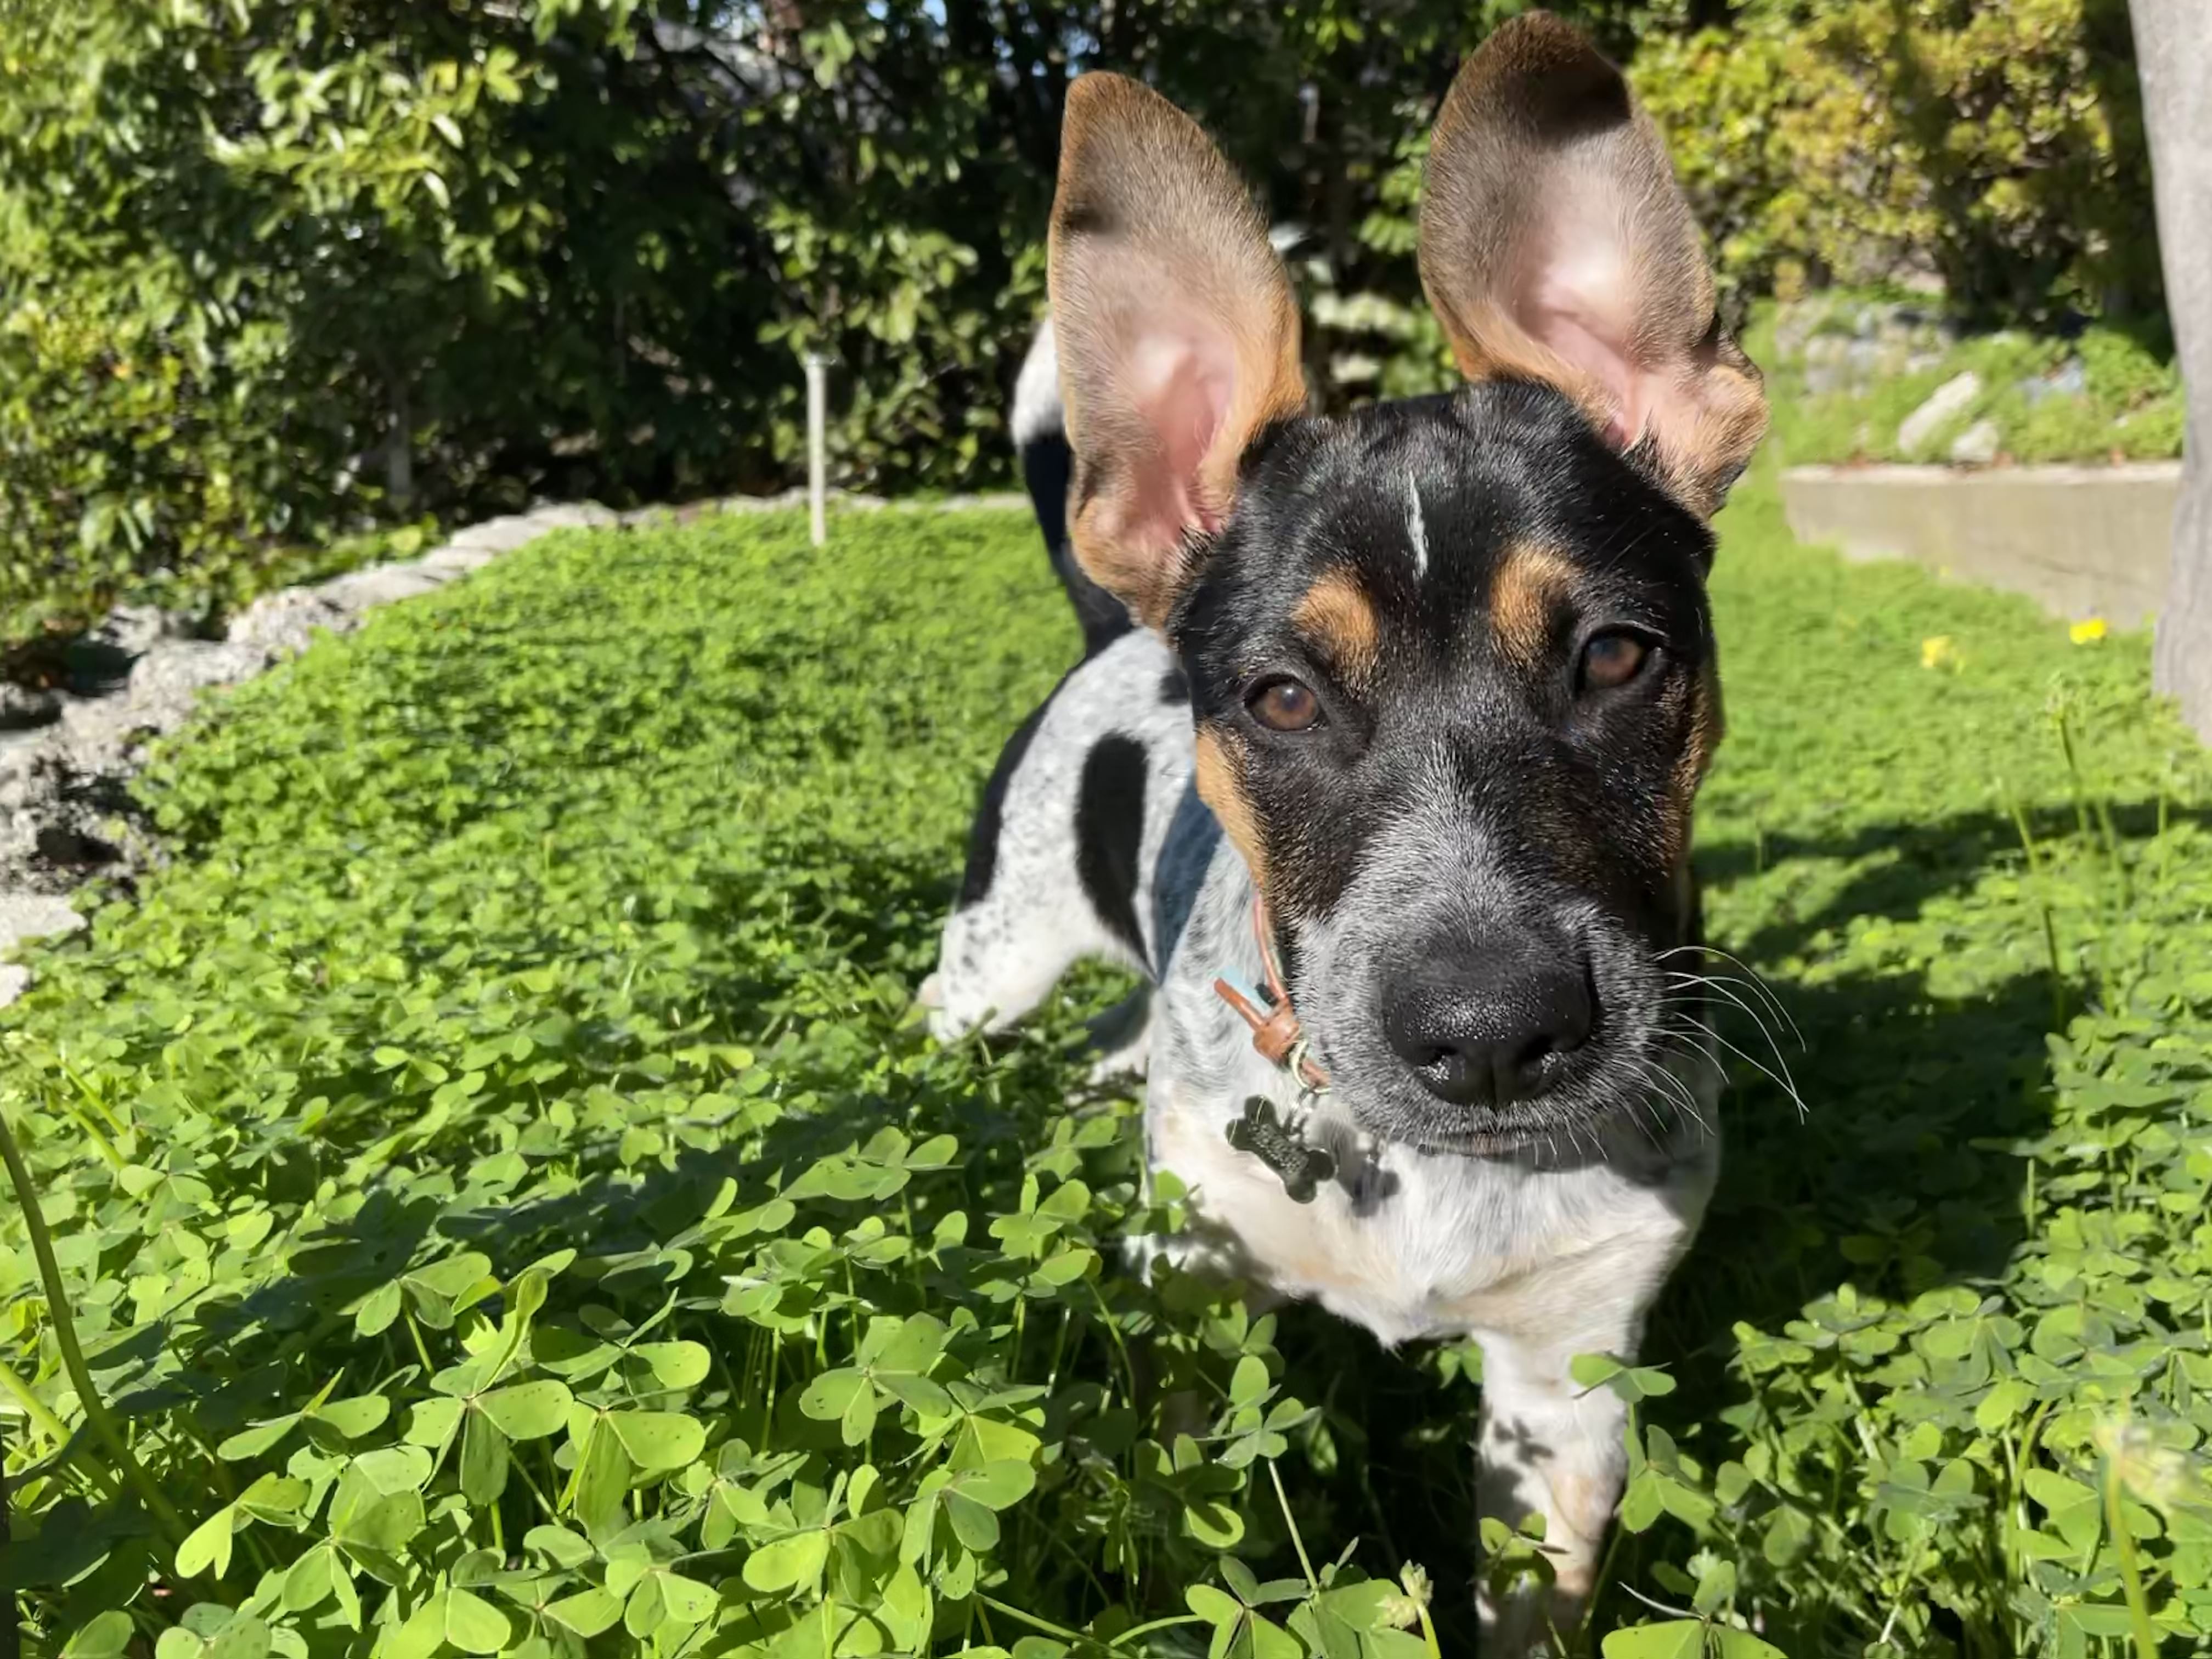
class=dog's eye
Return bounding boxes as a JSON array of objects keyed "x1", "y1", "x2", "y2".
[
  {"x1": 1579, "y1": 631, "x2": 1651, "y2": 691},
  {"x1": 1248, "y1": 677, "x2": 1322, "y2": 732}
]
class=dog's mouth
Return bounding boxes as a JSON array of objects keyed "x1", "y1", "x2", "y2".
[{"x1": 1334, "y1": 1052, "x2": 1667, "y2": 1159}]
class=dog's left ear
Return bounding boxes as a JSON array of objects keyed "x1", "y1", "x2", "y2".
[{"x1": 1418, "y1": 11, "x2": 1766, "y2": 517}]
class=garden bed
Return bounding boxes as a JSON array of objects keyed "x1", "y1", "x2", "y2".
[
  {"x1": 1758, "y1": 295, "x2": 2183, "y2": 470},
  {"x1": 5, "y1": 471, "x2": 2211, "y2": 1656}
]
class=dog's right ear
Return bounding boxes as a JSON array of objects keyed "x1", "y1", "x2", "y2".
[{"x1": 1049, "y1": 74, "x2": 1306, "y2": 630}]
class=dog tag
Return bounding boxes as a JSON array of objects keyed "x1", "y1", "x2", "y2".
[{"x1": 1226, "y1": 1095, "x2": 1336, "y2": 1204}]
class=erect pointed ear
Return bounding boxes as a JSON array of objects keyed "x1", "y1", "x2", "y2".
[
  {"x1": 1049, "y1": 72, "x2": 1307, "y2": 629},
  {"x1": 1417, "y1": 12, "x2": 1767, "y2": 518}
]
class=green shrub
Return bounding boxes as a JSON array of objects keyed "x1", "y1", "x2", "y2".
[
  {"x1": 0, "y1": 249, "x2": 334, "y2": 642},
  {"x1": 5, "y1": 478, "x2": 2212, "y2": 1654},
  {"x1": 0, "y1": 0, "x2": 1046, "y2": 640},
  {"x1": 1634, "y1": 0, "x2": 2157, "y2": 324}
]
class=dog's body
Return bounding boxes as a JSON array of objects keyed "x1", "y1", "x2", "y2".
[{"x1": 926, "y1": 14, "x2": 1765, "y2": 1645}]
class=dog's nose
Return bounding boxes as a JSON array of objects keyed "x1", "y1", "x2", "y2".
[{"x1": 1382, "y1": 940, "x2": 1595, "y2": 1107}]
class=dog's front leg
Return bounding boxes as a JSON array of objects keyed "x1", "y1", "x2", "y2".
[{"x1": 1472, "y1": 1327, "x2": 1632, "y2": 1654}]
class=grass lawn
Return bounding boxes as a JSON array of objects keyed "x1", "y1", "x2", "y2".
[{"x1": 5, "y1": 466, "x2": 2211, "y2": 1659}]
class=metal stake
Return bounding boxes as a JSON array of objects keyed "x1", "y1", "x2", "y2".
[{"x1": 805, "y1": 351, "x2": 828, "y2": 548}]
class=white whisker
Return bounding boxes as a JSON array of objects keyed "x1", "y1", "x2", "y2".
[
  {"x1": 1662, "y1": 1013, "x2": 1807, "y2": 1119},
  {"x1": 1656, "y1": 944, "x2": 1801, "y2": 1043},
  {"x1": 1663, "y1": 972, "x2": 1793, "y2": 1059},
  {"x1": 1662, "y1": 968, "x2": 1805, "y2": 1050}
]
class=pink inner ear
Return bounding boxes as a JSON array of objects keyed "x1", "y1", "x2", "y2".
[
  {"x1": 1124, "y1": 326, "x2": 1235, "y2": 550},
  {"x1": 1528, "y1": 302, "x2": 1646, "y2": 449},
  {"x1": 1523, "y1": 224, "x2": 1650, "y2": 450}
]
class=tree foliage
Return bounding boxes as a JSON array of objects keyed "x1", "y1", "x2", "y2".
[
  {"x1": 1633, "y1": 0, "x2": 2155, "y2": 321},
  {"x1": 0, "y1": 0, "x2": 2160, "y2": 639}
]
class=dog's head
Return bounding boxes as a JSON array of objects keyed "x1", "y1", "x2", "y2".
[{"x1": 1049, "y1": 13, "x2": 1766, "y2": 1153}]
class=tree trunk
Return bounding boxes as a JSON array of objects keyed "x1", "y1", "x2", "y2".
[{"x1": 2131, "y1": 0, "x2": 2212, "y2": 738}]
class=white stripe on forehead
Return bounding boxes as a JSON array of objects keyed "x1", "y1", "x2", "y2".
[{"x1": 1404, "y1": 471, "x2": 1429, "y2": 577}]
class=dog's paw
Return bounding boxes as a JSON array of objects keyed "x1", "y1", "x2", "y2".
[
  {"x1": 915, "y1": 972, "x2": 944, "y2": 1009},
  {"x1": 1085, "y1": 1041, "x2": 1150, "y2": 1086},
  {"x1": 1084, "y1": 991, "x2": 1152, "y2": 1084}
]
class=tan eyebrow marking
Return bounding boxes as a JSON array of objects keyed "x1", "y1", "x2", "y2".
[
  {"x1": 1290, "y1": 568, "x2": 1380, "y2": 689},
  {"x1": 1489, "y1": 541, "x2": 1578, "y2": 667}
]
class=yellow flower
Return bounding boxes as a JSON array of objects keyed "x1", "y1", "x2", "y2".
[
  {"x1": 2070, "y1": 617, "x2": 2107, "y2": 644},
  {"x1": 1921, "y1": 635, "x2": 1956, "y2": 669}
]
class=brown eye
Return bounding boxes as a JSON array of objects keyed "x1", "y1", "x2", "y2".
[
  {"x1": 1248, "y1": 677, "x2": 1321, "y2": 732},
  {"x1": 1581, "y1": 632, "x2": 1651, "y2": 691}
]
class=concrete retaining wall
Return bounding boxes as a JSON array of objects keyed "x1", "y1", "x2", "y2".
[{"x1": 1778, "y1": 462, "x2": 2181, "y2": 627}]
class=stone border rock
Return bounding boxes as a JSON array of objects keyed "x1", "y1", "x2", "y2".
[
  {"x1": 1778, "y1": 462, "x2": 2181, "y2": 628},
  {"x1": 0, "y1": 489, "x2": 1031, "y2": 1007}
]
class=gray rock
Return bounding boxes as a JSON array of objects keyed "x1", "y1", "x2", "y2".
[
  {"x1": 321, "y1": 563, "x2": 448, "y2": 608},
  {"x1": 524, "y1": 501, "x2": 618, "y2": 531},
  {"x1": 47, "y1": 642, "x2": 262, "y2": 784},
  {"x1": 2018, "y1": 357, "x2": 2089, "y2": 406},
  {"x1": 1949, "y1": 419, "x2": 2003, "y2": 466},
  {"x1": 1, "y1": 495, "x2": 625, "y2": 917},
  {"x1": 130, "y1": 640, "x2": 267, "y2": 702},
  {"x1": 63, "y1": 602, "x2": 199, "y2": 696},
  {"x1": 447, "y1": 515, "x2": 546, "y2": 554},
  {"x1": 1898, "y1": 371, "x2": 1983, "y2": 455},
  {"x1": 933, "y1": 492, "x2": 1030, "y2": 513},
  {"x1": 0, "y1": 740, "x2": 40, "y2": 811},
  {"x1": 419, "y1": 543, "x2": 503, "y2": 577},
  {"x1": 0, "y1": 964, "x2": 30, "y2": 1008},
  {"x1": 0, "y1": 890, "x2": 85, "y2": 953},
  {"x1": 717, "y1": 489, "x2": 810, "y2": 514},
  {"x1": 89, "y1": 603, "x2": 193, "y2": 659},
  {"x1": 225, "y1": 588, "x2": 354, "y2": 658}
]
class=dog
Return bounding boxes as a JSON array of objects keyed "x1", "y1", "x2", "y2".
[{"x1": 922, "y1": 13, "x2": 1766, "y2": 1646}]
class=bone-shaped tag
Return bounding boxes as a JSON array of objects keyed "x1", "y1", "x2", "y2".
[{"x1": 1225, "y1": 1095, "x2": 1336, "y2": 1204}]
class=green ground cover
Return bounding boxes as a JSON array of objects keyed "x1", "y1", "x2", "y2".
[{"x1": 5, "y1": 467, "x2": 2212, "y2": 1658}]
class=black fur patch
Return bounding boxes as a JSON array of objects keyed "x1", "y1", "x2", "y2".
[
  {"x1": 1075, "y1": 734, "x2": 1150, "y2": 961},
  {"x1": 1159, "y1": 664, "x2": 1190, "y2": 704},
  {"x1": 956, "y1": 699, "x2": 1051, "y2": 909},
  {"x1": 1023, "y1": 430, "x2": 1131, "y2": 655}
]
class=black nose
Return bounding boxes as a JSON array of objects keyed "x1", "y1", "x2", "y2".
[{"x1": 1382, "y1": 938, "x2": 1595, "y2": 1107}]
